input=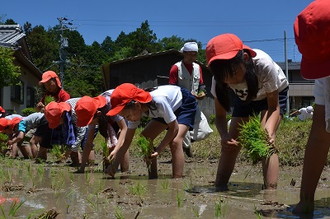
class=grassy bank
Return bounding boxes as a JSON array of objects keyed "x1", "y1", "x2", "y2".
[{"x1": 94, "y1": 118, "x2": 329, "y2": 167}]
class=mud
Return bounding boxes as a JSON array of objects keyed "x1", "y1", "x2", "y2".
[{"x1": 0, "y1": 156, "x2": 329, "y2": 218}]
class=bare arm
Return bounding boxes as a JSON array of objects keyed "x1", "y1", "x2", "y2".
[
  {"x1": 115, "y1": 119, "x2": 128, "y2": 149},
  {"x1": 7, "y1": 131, "x2": 24, "y2": 145},
  {"x1": 262, "y1": 90, "x2": 281, "y2": 141},
  {"x1": 154, "y1": 120, "x2": 179, "y2": 154},
  {"x1": 214, "y1": 98, "x2": 229, "y2": 139}
]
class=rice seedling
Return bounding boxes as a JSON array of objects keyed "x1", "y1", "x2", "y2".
[
  {"x1": 136, "y1": 135, "x2": 154, "y2": 168},
  {"x1": 114, "y1": 207, "x2": 124, "y2": 219},
  {"x1": 37, "y1": 165, "x2": 45, "y2": 179},
  {"x1": 44, "y1": 96, "x2": 55, "y2": 105},
  {"x1": 238, "y1": 116, "x2": 276, "y2": 164},
  {"x1": 129, "y1": 182, "x2": 146, "y2": 197},
  {"x1": 254, "y1": 206, "x2": 263, "y2": 219},
  {"x1": 214, "y1": 199, "x2": 223, "y2": 218},
  {"x1": 50, "y1": 145, "x2": 66, "y2": 162},
  {"x1": 160, "y1": 179, "x2": 170, "y2": 190},
  {"x1": 192, "y1": 206, "x2": 200, "y2": 218},
  {"x1": 86, "y1": 194, "x2": 98, "y2": 211},
  {"x1": 100, "y1": 141, "x2": 111, "y2": 172},
  {"x1": 176, "y1": 190, "x2": 184, "y2": 208},
  {"x1": 8, "y1": 200, "x2": 25, "y2": 216}
]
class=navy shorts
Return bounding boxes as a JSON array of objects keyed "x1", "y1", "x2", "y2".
[
  {"x1": 33, "y1": 117, "x2": 50, "y2": 148},
  {"x1": 153, "y1": 87, "x2": 197, "y2": 130},
  {"x1": 232, "y1": 86, "x2": 289, "y2": 117}
]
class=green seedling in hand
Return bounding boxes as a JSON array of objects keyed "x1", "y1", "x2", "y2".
[
  {"x1": 238, "y1": 116, "x2": 276, "y2": 164},
  {"x1": 44, "y1": 96, "x2": 55, "y2": 105},
  {"x1": 136, "y1": 136, "x2": 154, "y2": 170}
]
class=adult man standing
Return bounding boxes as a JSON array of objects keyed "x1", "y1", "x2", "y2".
[{"x1": 169, "y1": 42, "x2": 206, "y2": 157}]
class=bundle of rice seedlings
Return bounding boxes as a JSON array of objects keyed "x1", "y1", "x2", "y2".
[
  {"x1": 238, "y1": 116, "x2": 276, "y2": 164},
  {"x1": 137, "y1": 136, "x2": 154, "y2": 158},
  {"x1": 44, "y1": 96, "x2": 55, "y2": 105},
  {"x1": 50, "y1": 144, "x2": 66, "y2": 161},
  {"x1": 101, "y1": 141, "x2": 111, "y2": 172},
  {"x1": 136, "y1": 136, "x2": 154, "y2": 170}
]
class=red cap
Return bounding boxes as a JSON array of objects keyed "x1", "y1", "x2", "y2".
[
  {"x1": 39, "y1": 71, "x2": 62, "y2": 88},
  {"x1": 107, "y1": 83, "x2": 152, "y2": 116},
  {"x1": 8, "y1": 117, "x2": 22, "y2": 130},
  {"x1": 294, "y1": 0, "x2": 330, "y2": 79},
  {"x1": 206, "y1": 33, "x2": 256, "y2": 65},
  {"x1": 44, "y1": 101, "x2": 71, "y2": 129},
  {"x1": 75, "y1": 96, "x2": 107, "y2": 127},
  {"x1": 0, "y1": 106, "x2": 5, "y2": 113},
  {"x1": 0, "y1": 118, "x2": 9, "y2": 132}
]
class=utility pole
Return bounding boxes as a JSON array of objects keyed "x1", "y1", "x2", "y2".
[
  {"x1": 57, "y1": 17, "x2": 73, "y2": 87},
  {"x1": 284, "y1": 31, "x2": 290, "y2": 114}
]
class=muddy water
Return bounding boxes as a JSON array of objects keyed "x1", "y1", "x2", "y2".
[{"x1": 0, "y1": 157, "x2": 329, "y2": 218}]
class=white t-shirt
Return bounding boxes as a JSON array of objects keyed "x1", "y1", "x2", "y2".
[
  {"x1": 100, "y1": 89, "x2": 124, "y2": 123},
  {"x1": 128, "y1": 85, "x2": 182, "y2": 129},
  {"x1": 211, "y1": 49, "x2": 289, "y2": 101}
]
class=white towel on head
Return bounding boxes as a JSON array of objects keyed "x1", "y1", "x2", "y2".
[
  {"x1": 180, "y1": 42, "x2": 198, "y2": 53},
  {"x1": 324, "y1": 76, "x2": 330, "y2": 133}
]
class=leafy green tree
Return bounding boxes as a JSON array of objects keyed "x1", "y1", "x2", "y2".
[
  {"x1": 101, "y1": 36, "x2": 115, "y2": 56},
  {"x1": 65, "y1": 30, "x2": 86, "y2": 58},
  {"x1": 26, "y1": 25, "x2": 58, "y2": 71},
  {"x1": 0, "y1": 47, "x2": 21, "y2": 88},
  {"x1": 23, "y1": 22, "x2": 32, "y2": 35},
  {"x1": 158, "y1": 35, "x2": 185, "y2": 50},
  {"x1": 128, "y1": 20, "x2": 158, "y2": 55},
  {"x1": 4, "y1": 19, "x2": 16, "y2": 24}
]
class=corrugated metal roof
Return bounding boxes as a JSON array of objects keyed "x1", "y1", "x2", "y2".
[{"x1": 0, "y1": 24, "x2": 25, "y2": 49}]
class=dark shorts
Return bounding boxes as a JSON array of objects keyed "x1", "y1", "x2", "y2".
[
  {"x1": 232, "y1": 86, "x2": 289, "y2": 117},
  {"x1": 80, "y1": 126, "x2": 98, "y2": 149},
  {"x1": 153, "y1": 87, "x2": 197, "y2": 130},
  {"x1": 34, "y1": 119, "x2": 53, "y2": 149}
]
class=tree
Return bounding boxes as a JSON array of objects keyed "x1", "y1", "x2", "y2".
[
  {"x1": 101, "y1": 36, "x2": 115, "y2": 56},
  {"x1": 23, "y1": 22, "x2": 32, "y2": 35},
  {"x1": 4, "y1": 19, "x2": 16, "y2": 25},
  {"x1": 158, "y1": 35, "x2": 185, "y2": 51},
  {"x1": 0, "y1": 47, "x2": 21, "y2": 88},
  {"x1": 26, "y1": 25, "x2": 58, "y2": 71}
]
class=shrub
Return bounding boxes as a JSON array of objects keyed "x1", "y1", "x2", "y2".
[{"x1": 21, "y1": 107, "x2": 36, "y2": 116}]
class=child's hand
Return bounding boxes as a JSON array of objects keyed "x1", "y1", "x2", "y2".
[
  {"x1": 150, "y1": 151, "x2": 159, "y2": 158},
  {"x1": 107, "y1": 150, "x2": 117, "y2": 162},
  {"x1": 221, "y1": 138, "x2": 240, "y2": 151}
]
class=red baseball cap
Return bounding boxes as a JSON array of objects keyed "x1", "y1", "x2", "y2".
[
  {"x1": 294, "y1": 0, "x2": 330, "y2": 79},
  {"x1": 0, "y1": 118, "x2": 9, "y2": 132},
  {"x1": 107, "y1": 83, "x2": 152, "y2": 116},
  {"x1": 75, "y1": 96, "x2": 107, "y2": 127},
  {"x1": 44, "y1": 101, "x2": 71, "y2": 129},
  {"x1": 206, "y1": 33, "x2": 256, "y2": 65},
  {"x1": 39, "y1": 71, "x2": 62, "y2": 88}
]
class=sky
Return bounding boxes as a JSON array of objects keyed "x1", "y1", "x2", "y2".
[{"x1": 2, "y1": 0, "x2": 313, "y2": 62}]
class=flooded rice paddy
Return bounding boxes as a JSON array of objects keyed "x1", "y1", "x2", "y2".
[{"x1": 0, "y1": 156, "x2": 329, "y2": 219}]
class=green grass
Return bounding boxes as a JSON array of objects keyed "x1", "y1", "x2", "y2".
[{"x1": 91, "y1": 118, "x2": 326, "y2": 167}]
